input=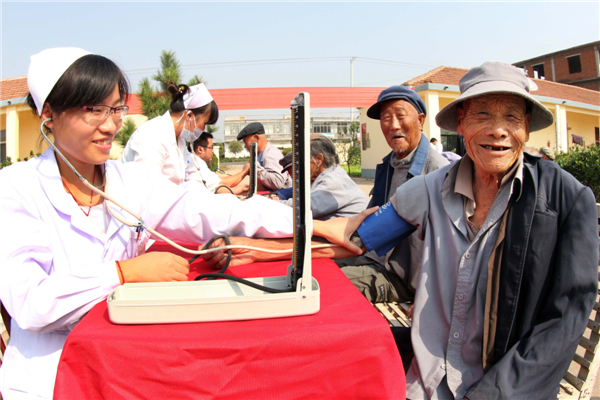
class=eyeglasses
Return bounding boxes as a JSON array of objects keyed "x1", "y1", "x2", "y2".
[
  {"x1": 81, "y1": 105, "x2": 129, "y2": 121},
  {"x1": 201, "y1": 145, "x2": 214, "y2": 150}
]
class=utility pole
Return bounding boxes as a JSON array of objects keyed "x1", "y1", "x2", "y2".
[{"x1": 350, "y1": 57, "x2": 357, "y2": 121}]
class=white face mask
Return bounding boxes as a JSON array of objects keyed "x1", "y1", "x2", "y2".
[{"x1": 178, "y1": 112, "x2": 203, "y2": 142}]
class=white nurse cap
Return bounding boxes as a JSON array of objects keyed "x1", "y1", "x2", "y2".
[
  {"x1": 28, "y1": 47, "x2": 93, "y2": 115},
  {"x1": 182, "y1": 83, "x2": 213, "y2": 110}
]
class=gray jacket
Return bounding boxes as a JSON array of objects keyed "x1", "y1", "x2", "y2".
[
  {"x1": 280, "y1": 165, "x2": 369, "y2": 220},
  {"x1": 258, "y1": 142, "x2": 292, "y2": 190},
  {"x1": 369, "y1": 134, "x2": 449, "y2": 301}
]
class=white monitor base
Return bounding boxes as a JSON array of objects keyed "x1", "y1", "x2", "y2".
[{"x1": 107, "y1": 276, "x2": 320, "y2": 324}]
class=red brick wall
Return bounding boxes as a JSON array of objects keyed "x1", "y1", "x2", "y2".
[
  {"x1": 554, "y1": 47, "x2": 598, "y2": 82},
  {"x1": 572, "y1": 80, "x2": 600, "y2": 91},
  {"x1": 523, "y1": 62, "x2": 548, "y2": 79},
  {"x1": 519, "y1": 46, "x2": 599, "y2": 84}
]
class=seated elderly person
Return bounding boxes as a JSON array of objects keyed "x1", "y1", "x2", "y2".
[
  {"x1": 204, "y1": 62, "x2": 599, "y2": 400},
  {"x1": 277, "y1": 135, "x2": 368, "y2": 220}
]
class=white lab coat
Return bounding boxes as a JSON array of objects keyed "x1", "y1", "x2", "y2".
[
  {"x1": 121, "y1": 111, "x2": 203, "y2": 186},
  {"x1": 0, "y1": 148, "x2": 295, "y2": 399},
  {"x1": 192, "y1": 154, "x2": 222, "y2": 192}
]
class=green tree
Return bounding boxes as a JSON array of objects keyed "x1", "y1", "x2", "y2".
[
  {"x1": 205, "y1": 125, "x2": 220, "y2": 169},
  {"x1": 228, "y1": 141, "x2": 243, "y2": 158},
  {"x1": 335, "y1": 121, "x2": 361, "y2": 172},
  {"x1": 114, "y1": 119, "x2": 137, "y2": 147},
  {"x1": 137, "y1": 50, "x2": 205, "y2": 120},
  {"x1": 556, "y1": 145, "x2": 600, "y2": 200}
]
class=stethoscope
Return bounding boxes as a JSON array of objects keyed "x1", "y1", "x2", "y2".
[{"x1": 39, "y1": 118, "x2": 334, "y2": 259}]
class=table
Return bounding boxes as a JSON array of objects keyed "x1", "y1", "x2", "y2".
[{"x1": 54, "y1": 242, "x2": 406, "y2": 399}]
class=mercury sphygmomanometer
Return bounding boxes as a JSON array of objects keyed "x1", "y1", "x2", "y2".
[{"x1": 104, "y1": 93, "x2": 319, "y2": 324}]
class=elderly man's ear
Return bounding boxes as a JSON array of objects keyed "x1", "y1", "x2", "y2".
[
  {"x1": 418, "y1": 113, "x2": 426, "y2": 131},
  {"x1": 456, "y1": 107, "x2": 466, "y2": 136},
  {"x1": 524, "y1": 114, "x2": 531, "y2": 142}
]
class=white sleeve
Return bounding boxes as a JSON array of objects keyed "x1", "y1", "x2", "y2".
[
  {"x1": 141, "y1": 176, "x2": 296, "y2": 242},
  {"x1": 121, "y1": 126, "x2": 167, "y2": 178},
  {"x1": 0, "y1": 180, "x2": 120, "y2": 334}
]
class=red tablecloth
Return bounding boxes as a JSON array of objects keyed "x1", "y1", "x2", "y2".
[{"x1": 53, "y1": 242, "x2": 405, "y2": 399}]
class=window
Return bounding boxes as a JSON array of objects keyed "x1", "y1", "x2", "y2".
[
  {"x1": 595, "y1": 127, "x2": 599, "y2": 147},
  {"x1": 532, "y1": 63, "x2": 545, "y2": 79},
  {"x1": 1, "y1": 130, "x2": 6, "y2": 163},
  {"x1": 567, "y1": 55, "x2": 582, "y2": 74}
]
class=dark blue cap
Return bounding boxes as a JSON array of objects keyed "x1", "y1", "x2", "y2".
[
  {"x1": 366, "y1": 85, "x2": 427, "y2": 120},
  {"x1": 237, "y1": 122, "x2": 265, "y2": 140}
]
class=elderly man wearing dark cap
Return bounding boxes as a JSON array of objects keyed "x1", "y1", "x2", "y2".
[
  {"x1": 237, "y1": 122, "x2": 292, "y2": 191},
  {"x1": 337, "y1": 86, "x2": 448, "y2": 307},
  {"x1": 334, "y1": 62, "x2": 598, "y2": 399}
]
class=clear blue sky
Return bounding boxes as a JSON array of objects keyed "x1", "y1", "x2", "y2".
[{"x1": 1, "y1": 1, "x2": 599, "y2": 139}]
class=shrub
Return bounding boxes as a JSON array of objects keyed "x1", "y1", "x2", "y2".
[{"x1": 556, "y1": 145, "x2": 600, "y2": 201}]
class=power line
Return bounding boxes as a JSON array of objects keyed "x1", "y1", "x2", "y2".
[
  {"x1": 124, "y1": 56, "x2": 435, "y2": 76},
  {"x1": 124, "y1": 57, "x2": 351, "y2": 74}
]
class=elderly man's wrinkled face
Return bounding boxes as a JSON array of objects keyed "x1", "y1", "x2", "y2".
[
  {"x1": 457, "y1": 94, "x2": 530, "y2": 179},
  {"x1": 379, "y1": 99, "x2": 425, "y2": 159}
]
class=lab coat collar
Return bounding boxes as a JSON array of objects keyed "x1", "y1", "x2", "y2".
[{"x1": 37, "y1": 148, "x2": 108, "y2": 241}]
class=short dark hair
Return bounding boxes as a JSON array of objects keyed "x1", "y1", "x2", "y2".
[
  {"x1": 430, "y1": 138, "x2": 438, "y2": 143},
  {"x1": 167, "y1": 83, "x2": 219, "y2": 124},
  {"x1": 193, "y1": 131, "x2": 214, "y2": 151},
  {"x1": 27, "y1": 54, "x2": 130, "y2": 116}
]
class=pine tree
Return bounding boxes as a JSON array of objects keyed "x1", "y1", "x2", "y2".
[{"x1": 137, "y1": 50, "x2": 205, "y2": 120}]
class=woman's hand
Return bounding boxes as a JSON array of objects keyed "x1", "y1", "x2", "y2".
[
  {"x1": 232, "y1": 184, "x2": 249, "y2": 196},
  {"x1": 313, "y1": 207, "x2": 379, "y2": 254},
  {"x1": 119, "y1": 252, "x2": 190, "y2": 283}
]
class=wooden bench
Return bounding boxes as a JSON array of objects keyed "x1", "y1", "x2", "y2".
[
  {"x1": 1, "y1": 302, "x2": 10, "y2": 367},
  {"x1": 375, "y1": 271, "x2": 600, "y2": 400},
  {"x1": 557, "y1": 270, "x2": 600, "y2": 399}
]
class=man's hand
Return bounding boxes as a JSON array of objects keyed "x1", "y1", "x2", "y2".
[
  {"x1": 313, "y1": 207, "x2": 379, "y2": 254},
  {"x1": 241, "y1": 163, "x2": 250, "y2": 176},
  {"x1": 119, "y1": 252, "x2": 190, "y2": 282}
]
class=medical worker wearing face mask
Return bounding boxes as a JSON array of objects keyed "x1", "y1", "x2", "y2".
[
  {"x1": 121, "y1": 82, "x2": 218, "y2": 186},
  {"x1": 0, "y1": 48, "x2": 300, "y2": 400}
]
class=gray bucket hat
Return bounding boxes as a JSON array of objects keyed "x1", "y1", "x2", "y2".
[{"x1": 435, "y1": 62, "x2": 554, "y2": 133}]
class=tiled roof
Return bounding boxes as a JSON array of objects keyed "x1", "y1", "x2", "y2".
[
  {"x1": 403, "y1": 66, "x2": 469, "y2": 86},
  {"x1": 0, "y1": 76, "x2": 28, "y2": 101},
  {"x1": 403, "y1": 66, "x2": 600, "y2": 107}
]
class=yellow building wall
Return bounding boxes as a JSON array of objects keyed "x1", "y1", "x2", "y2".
[
  {"x1": 566, "y1": 111, "x2": 599, "y2": 148},
  {"x1": 358, "y1": 107, "x2": 389, "y2": 178},
  {"x1": 526, "y1": 106, "x2": 600, "y2": 151},
  {"x1": 18, "y1": 110, "x2": 50, "y2": 158}
]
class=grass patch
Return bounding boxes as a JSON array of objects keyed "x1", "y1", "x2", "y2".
[{"x1": 340, "y1": 164, "x2": 362, "y2": 177}]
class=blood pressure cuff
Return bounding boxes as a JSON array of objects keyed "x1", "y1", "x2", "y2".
[
  {"x1": 275, "y1": 187, "x2": 293, "y2": 200},
  {"x1": 356, "y1": 202, "x2": 416, "y2": 257}
]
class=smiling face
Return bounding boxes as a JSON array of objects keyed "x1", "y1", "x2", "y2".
[
  {"x1": 43, "y1": 84, "x2": 123, "y2": 172},
  {"x1": 379, "y1": 99, "x2": 425, "y2": 159},
  {"x1": 457, "y1": 93, "x2": 530, "y2": 180}
]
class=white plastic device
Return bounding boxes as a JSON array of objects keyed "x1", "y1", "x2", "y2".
[{"x1": 107, "y1": 93, "x2": 318, "y2": 324}]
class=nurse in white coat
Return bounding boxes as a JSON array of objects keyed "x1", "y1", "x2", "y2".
[
  {"x1": 0, "y1": 48, "x2": 298, "y2": 400},
  {"x1": 121, "y1": 81, "x2": 218, "y2": 186},
  {"x1": 0, "y1": 48, "x2": 367, "y2": 400}
]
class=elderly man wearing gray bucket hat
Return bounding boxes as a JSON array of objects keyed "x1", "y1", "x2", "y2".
[{"x1": 340, "y1": 62, "x2": 598, "y2": 399}]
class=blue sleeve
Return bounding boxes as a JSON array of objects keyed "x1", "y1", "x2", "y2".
[{"x1": 275, "y1": 187, "x2": 294, "y2": 200}]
